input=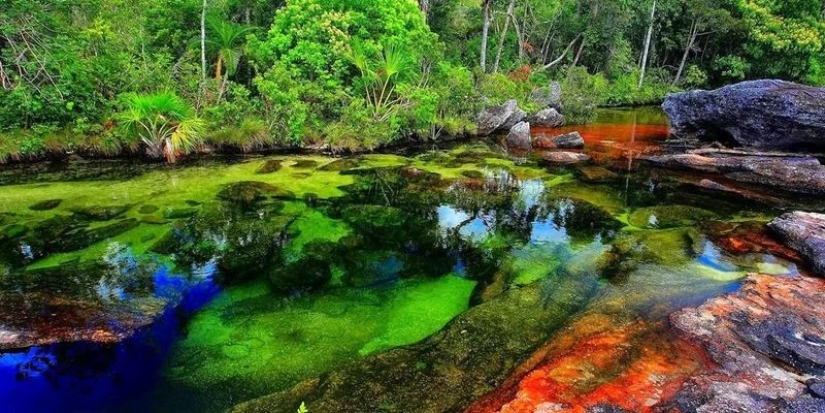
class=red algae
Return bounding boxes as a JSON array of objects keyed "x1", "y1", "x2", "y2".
[{"x1": 466, "y1": 314, "x2": 708, "y2": 413}]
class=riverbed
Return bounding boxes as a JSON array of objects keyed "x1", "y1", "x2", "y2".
[{"x1": 0, "y1": 108, "x2": 814, "y2": 413}]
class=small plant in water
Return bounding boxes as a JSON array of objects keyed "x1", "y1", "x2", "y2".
[{"x1": 297, "y1": 402, "x2": 309, "y2": 413}]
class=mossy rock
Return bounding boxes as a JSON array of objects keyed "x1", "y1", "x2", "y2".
[
  {"x1": 140, "y1": 215, "x2": 167, "y2": 225},
  {"x1": 578, "y1": 166, "x2": 619, "y2": 183},
  {"x1": 28, "y1": 199, "x2": 62, "y2": 211},
  {"x1": 461, "y1": 170, "x2": 485, "y2": 179},
  {"x1": 70, "y1": 205, "x2": 130, "y2": 221},
  {"x1": 318, "y1": 158, "x2": 362, "y2": 172},
  {"x1": 340, "y1": 250, "x2": 405, "y2": 287},
  {"x1": 1, "y1": 224, "x2": 28, "y2": 239},
  {"x1": 293, "y1": 159, "x2": 319, "y2": 169},
  {"x1": 53, "y1": 219, "x2": 140, "y2": 253},
  {"x1": 400, "y1": 167, "x2": 442, "y2": 186},
  {"x1": 138, "y1": 205, "x2": 160, "y2": 214},
  {"x1": 32, "y1": 215, "x2": 78, "y2": 239},
  {"x1": 217, "y1": 182, "x2": 296, "y2": 208},
  {"x1": 546, "y1": 197, "x2": 623, "y2": 243},
  {"x1": 217, "y1": 218, "x2": 290, "y2": 283},
  {"x1": 164, "y1": 207, "x2": 200, "y2": 220},
  {"x1": 256, "y1": 160, "x2": 283, "y2": 174},
  {"x1": 628, "y1": 205, "x2": 718, "y2": 229},
  {"x1": 269, "y1": 240, "x2": 338, "y2": 291},
  {"x1": 339, "y1": 205, "x2": 406, "y2": 236}
]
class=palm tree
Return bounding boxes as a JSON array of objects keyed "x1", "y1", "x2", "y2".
[
  {"x1": 206, "y1": 18, "x2": 251, "y2": 81},
  {"x1": 348, "y1": 41, "x2": 415, "y2": 119},
  {"x1": 119, "y1": 92, "x2": 205, "y2": 164}
]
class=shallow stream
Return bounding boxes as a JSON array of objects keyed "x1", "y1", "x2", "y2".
[{"x1": 0, "y1": 109, "x2": 812, "y2": 412}]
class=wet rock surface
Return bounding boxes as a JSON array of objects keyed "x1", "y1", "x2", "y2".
[
  {"x1": 534, "y1": 131, "x2": 584, "y2": 149},
  {"x1": 663, "y1": 80, "x2": 825, "y2": 151},
  {"x1": 542, "y1": 151, "x2": 590, "y2": 165},
  {"x1": 668, "y1": 273, "x2": 825, "y2": 412},
  {"x1": 0, "y1": 260, "x2": 176, "y2": 350},
  {"x1": 645, "y1": 152, "x2": 825, "y2": 195},
  {"x1": 478, "y1": 100, "x2": 527, "y2": 136},
  {"x1": 769, "y1": 211, "x2": 825, "y2": 276}
]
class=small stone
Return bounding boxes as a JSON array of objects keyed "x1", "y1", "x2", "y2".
[
  {"x1": 542, "y1": 152, "x2": 590, "y2": 165},
  {"x1": 534, "y1": 132, "x2": 584, "y2": 149},
  {"x1": 138, "y1": 205, "x2": 159, "y2": 214},
  {"x1": 579, "y1": 166, "x2": 619, "y2": 182},
  {"x1": 28, "y1": 199, "x2": 62, "y2": 211}
]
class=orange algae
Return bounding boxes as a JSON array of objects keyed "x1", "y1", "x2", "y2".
[{"x1": 467, "y1": 314, "x2": 709, "y2": 413}]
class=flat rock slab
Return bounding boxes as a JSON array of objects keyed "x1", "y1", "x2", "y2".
[
  {"x1": 769, "y1": 211, "x2": 825, "y2": 276},
  {"x1": 0, "y1": 260, "x2": 199, "y2": 351},
  {"x1": 668, "y1": 273, "x2": 825, "y2": 411},
  {"x1": 663, "y1": 79, "x2": 825, "y2": 151},
  {"x1": 644, "y1": 153, "x2": 825, "y2": 195}
]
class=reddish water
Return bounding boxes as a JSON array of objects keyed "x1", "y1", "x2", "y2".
[{"x1": 532, "y1": 108, "x2": 671, "y2": 167}]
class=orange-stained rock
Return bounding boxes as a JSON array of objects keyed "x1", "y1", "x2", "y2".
[{"x1": 466, "y1": 314, "x2": 707, "y2": 413}]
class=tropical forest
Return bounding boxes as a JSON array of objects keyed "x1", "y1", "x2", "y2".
[{"x1": 2, "y1": 0, "x2": 825, "y2": 412}]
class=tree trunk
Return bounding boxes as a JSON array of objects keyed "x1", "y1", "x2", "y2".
[
  {"x1": 493, "y1": 0, "x2": 516, "y2": 73},
  {"x1": 480, "y1": 0, "x2": 491, "y2": 72},
  {"x1": 419, "y1": 0, "x2": 429, "y2": 18},
  {"x1": 638, "y1": 0, "x2": 657, "y2": 88},
  {"x1": 511, "y1": 2, "x2": 524, "y2": 59},
  {"x1": 673, "y1": 19, "x2": 698, "y2": 87},
  {"x1": 215, "y1": 55, "x2": 222, "y2": 79},
  {"x1": 201, "y1": 0, "x2": 207, "y2": 82},
  {"x1": 572, "y1": 37, "x2": 585, "y2": 66}
]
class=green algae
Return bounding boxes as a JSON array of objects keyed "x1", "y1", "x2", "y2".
[
  {"x1": 162, "y1": 275, "x2": 475, "y2": 408},
  {"x1": 628, "y1": 205, "x2": 719, "y2": 229}
]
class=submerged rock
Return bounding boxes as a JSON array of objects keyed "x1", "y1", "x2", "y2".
[
  {"x1": 628, "y1": 205, "x2": 718, "y2": 229},
  {"x1": 477, "y1": 99, "x2": 527, "y2": 136},
  {"x1": 663, "y1": 80, "x2": 825, "y2": 151},
  {"x1": 506, "y1": 121, "x2": 532, "y2": 150},
  {"x1": 0, "y1": 260, "x2": 178, "y2": 350},
  {"x1": 542, "y1": 151, "x2": 590, "y2": 165},
  {"x1": 269, "y1": 240, "x2": 337, "y2": 291},
  {"x1": 70, "y1": 205, "x2": 130, "y2": 221},
  {"x1": 534, "y1": 131, "x2": 585, "y2": 149},
  {"x1": 579, "y1": 166, "x2": 619, "y2": 183},
  {"x1": 232, "y1": 250, "x2": 602, "y2": 413},
  {"x1": 256, "y1": 159, "x2": 282, "y2": 174},
  {"x1": 217, "y1": 181, "x2": 295, "y2": 210},
  {"x1": 28, "y1": 199, "x2": 62, "y2": 211},
  {"x1": 768, "y1": 211, "x2": 825, "y2": 276},
  {"x1": 530, "y1": 108, "x2": 564, "y2": 128}
]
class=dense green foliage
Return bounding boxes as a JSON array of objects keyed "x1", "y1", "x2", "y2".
[{"x1": 1, "y1": 0, "x2": 823, "y2": 161}]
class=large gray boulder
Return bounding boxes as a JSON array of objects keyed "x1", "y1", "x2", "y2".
[
  {"x1": 530, "y1": 81, "x2": 562, "y2": 109},
  {"x1": 530, "y1": 108, "x2": 564, "y2": 128},
  {"x1": 663, "y1": 80, "x2": 825, "y2": 151},
  {"x1": 506, "y1": 121, "x2": 532, "y2": 150},
  {"x1": 477, "y1": 99, "x2": 527, "y2": 136}
]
